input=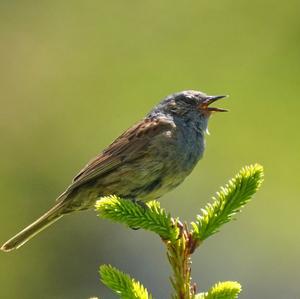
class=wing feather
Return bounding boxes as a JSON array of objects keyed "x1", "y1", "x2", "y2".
[{"x1": 65, "y1": 117, "x2": 175, "y2": 193}]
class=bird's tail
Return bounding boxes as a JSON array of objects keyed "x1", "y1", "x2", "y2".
[{"x1": 1, "y1": 200, "x2": 66, "y2": 252}]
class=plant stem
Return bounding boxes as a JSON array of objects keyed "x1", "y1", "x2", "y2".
[{"x1": 167, "y1": 223, "x2": 197, "y2": 299}]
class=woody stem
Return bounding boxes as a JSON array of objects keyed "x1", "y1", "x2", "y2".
[{"x1": 167, "y1": 224, "x2": 196, "y2": 299}]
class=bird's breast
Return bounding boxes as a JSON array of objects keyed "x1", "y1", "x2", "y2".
[
  {"x1": 143, "y1": 123, "x2": 205, "y2": 197},
  {"x1": 167, "y1": 123, "x2": 204, "y2": 171}
]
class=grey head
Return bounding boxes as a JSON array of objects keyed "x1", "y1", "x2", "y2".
[{"x1": 148, "y1": 90, "x2": 228, "y2": 133}]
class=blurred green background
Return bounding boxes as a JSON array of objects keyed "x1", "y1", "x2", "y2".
[{"x1": 0, "y1": 1, "x2": 299, "y2": 298}]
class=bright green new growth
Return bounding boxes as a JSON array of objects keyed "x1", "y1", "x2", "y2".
[
  {"x1": 95, "y1": 164, "x2": 264, "y2": 298},
  {"x1": 191, "y1": 164, "x2": 264, "y2": 242},
  {"x1": 196, "y1": 281, "x2": 242, "y2": 299},
  {"x1": 95, "y1": 196, "x2": 179, "y2": 242},
  {"x1": 100, "y1": 265, "x2": 153, "y2": 299}
]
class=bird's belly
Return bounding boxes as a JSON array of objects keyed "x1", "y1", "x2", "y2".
[
  {"x1": 67, "y1": 128, "x2": 204, "y2": 210},
  {"x1": 100, "y1": 148, "x2": 199, "y2": 202},
  {"x1": 69, "y1": 156, "x2": 192, "y2": 210}
]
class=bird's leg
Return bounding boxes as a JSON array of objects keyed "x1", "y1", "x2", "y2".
[
  {"x1": 128, "y1": 198, "x2": 148, "y2": 230},
  {"x1": 129, "y1": 198, "x2": 148, "y2": 210}
]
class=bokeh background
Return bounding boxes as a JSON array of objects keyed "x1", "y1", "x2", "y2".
[{"x1": 1, "y1": 1, "x2": 299, "y2": 298}]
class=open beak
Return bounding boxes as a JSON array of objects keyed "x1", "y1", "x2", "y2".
[{"x1": 200, "y1": 95, "x2": 228, "y2": 112}]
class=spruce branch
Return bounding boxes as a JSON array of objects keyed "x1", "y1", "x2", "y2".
[
  {"x1": 96, "y1": 164, "x2": 264, "y2": 299},
  {"x1": 95, "y1": 195, "x2": 179, "y2": 241},
  {"x1": 100, "y1": 265, "x2": 153, "y2": 299},
  {"x1": 191, "y1": 164, "x2": 264, "y2": 243},
  {"x1": 167, "y1": 230, "x2": 195, "y2": 299}
]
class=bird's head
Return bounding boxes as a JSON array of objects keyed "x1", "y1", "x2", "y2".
[{"x1": 149, "y1": 90, "x2": 228, "y2": 132}]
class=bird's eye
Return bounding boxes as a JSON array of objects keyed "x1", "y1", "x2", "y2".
[{"x1": 186, "y1": 98, "x2": 198, "y2": 105}]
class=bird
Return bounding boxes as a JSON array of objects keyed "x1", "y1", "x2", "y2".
[{"x1": 1, "y1": 90, "x2": 227, "y2": 252}]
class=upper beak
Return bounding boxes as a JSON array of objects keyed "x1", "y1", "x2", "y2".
[{"x1": 201, "y1": 95, "x2": 228, "y2": 112}]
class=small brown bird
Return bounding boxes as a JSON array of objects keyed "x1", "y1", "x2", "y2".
[{"x1": 1, "y1": 90, "x2": 227, "y2": 252}]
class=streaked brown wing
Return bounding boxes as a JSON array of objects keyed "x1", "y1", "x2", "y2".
[{"x1": 65, "y1": 117, "x2": 175, "y2": 193}]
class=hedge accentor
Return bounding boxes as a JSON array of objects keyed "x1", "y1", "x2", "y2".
[{"x1": 1, "y1": 90, "x2": 227, "y2": 252}]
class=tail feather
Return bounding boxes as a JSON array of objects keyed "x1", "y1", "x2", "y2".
[{"x1": 1, "y1": 201, "x2": 66, "y2": 252}]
